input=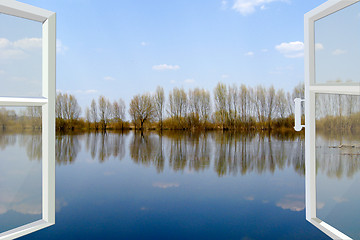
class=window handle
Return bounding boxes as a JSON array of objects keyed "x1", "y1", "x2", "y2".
[{"x1": 294, "y1": 98, "x2": 305, "y2": 131}]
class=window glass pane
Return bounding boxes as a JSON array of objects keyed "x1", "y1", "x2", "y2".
[
  {"x1": 0, "y1": 106, "x2": 42, "y2": 233},
  {"x1": 314, "y1": 2, "x2": 360, "y2": 85},
  {"x1": 315, "y1": 93, "x2": 360, "y2": 239},
  {"x1": 0, "y1": 13, "x2": 42, "y2": 97}
]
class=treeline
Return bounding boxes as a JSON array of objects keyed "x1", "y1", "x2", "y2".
[
  {"x1": 56, "y1": 93, "x2": 129, "y2": 131},
  {"x1": 125, "y1": 82, "x2": 304, "y2": 131},
  {"x1": 0, "y1": 107, "x2": 41, "y2": 131},
  {"x1": 316, "y1": 94, "x2": 360, "y2": 133},
  {"x1": 56, "y1": 82, "x2": 305, "y2": 132}
]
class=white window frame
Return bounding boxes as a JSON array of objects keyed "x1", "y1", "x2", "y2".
[
  {"x1": 0, "y1": 1, "x2": 56, "y2": 239},
  {"x1": 305, "y1": 0, "x2": 360, "y2": 239}
]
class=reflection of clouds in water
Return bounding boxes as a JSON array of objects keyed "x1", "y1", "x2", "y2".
[
  {"x1": 317, "y1": 202, "x2": 325, "y2": 209},
  {"x1": 152, "y1": 182, "x2": 180, "y2": 189},
  {"x1": 276, "y1": 194, "x2": 305, "y2": 212},
  {"x1": 56, "y1": 198, "x2": 68, "y2": 213},
  {"x1": 333, "y1": 196, "x2": 348, "y2": 203},
  {"x1": 0, "y1": 193, "x2": 41, "y2": 215},
  {"x1": 0, "y1": 134, "x2": 42, "y2": 216},
  {"x1": 244, "y1": 196, "x2": 254, "y2": 201},
  {"x1": 140, "y1": 207, "x2": 148, "y2": 211},
  {"x1": 241, "y1": 237, "x2": 254, "y2": 240},
  {"x1": 103, "y1": 171, "x2": 115, "y2": 176}
]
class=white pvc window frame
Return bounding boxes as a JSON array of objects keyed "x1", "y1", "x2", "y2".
[
  {"x1": 0, "y1": 1, "x2": 56, "y2": 239},
  {"x1": 305, "y1": 1, "x2": 360, "y2": 239}
]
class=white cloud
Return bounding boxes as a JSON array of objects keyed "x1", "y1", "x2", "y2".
[
  {"x1": 0, "y1": 37, "x2": 42, "y2": 60},
  {"x1": 57, "y1": 39, "x2": 69, "y2": 54},
  {"x1": 152, "y1": 64, "x2": 180, "y2": 71},
  {"x1": 332, "y1": 49, "x2": 346, "y2": 56},
  {"x1": 245, "y1": 51, "x2": 254, "y2": 56},
  {"x1": 0, "y1": 38, "x2": 11, "y2": 48},
  {"x1": 141, "y1": 41, "x2": 149, "y2": 46},
  {"x1": 184, "y1": 78, "x2": 195, "y2": 84},
  {"x1": 0, "y1": 49, "x2": 26, "y2": 60},
  {"x1": 104, "y1": 76, "x2": 115, "y2": 81},
  {"x1": 85, "y1": 89, "x2": 98, "y2": 94},
  {"x1": 275, "y1": 41, "x2": 304, "y2": 58},
  {"x1": 221, "y1": 74, "x2": 229, "y2": 79},
  {"x1": 13, "y1": 38, "x2": 42, "y2": 50},
  {"x1": 221, "y1": 0, "x2": 228, "y2": 10},
  {"x1": 152, "y1": 182, "x2": 180, "y2": 189},
  {"x1": 315, "y1": 43, "x2": 324, "y2": 51},
  {"x1": 232, "y1": 0, "x2": 288, "y2": 16},
  {"x1": 276, "y1": 194, "x2": 305, "y2": 212}
]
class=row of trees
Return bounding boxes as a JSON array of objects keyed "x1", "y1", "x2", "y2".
[
  {"x1": 85, "y1": 96, "x2": 127, "y2": 130},
  {"x1": 0, "y1": 107, "x2": 41, "y2": 131},
  {"x1": 54, "y1": 82, "x2": 306, "y2": 132},
  {"x1": 126, "y1": 83, "x2": 304, "y2": 130},
  {"x1": 316, "y1": 94, "x2": 360, "y2": 132}
]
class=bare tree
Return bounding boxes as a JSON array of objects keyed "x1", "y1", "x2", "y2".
[
  {"x1": 253, "y1": 85, "x2": 267, "y2": 124},
  {"x1": 214, "y1": 82, "x2": 228, "y2": 129},
  {"x1": 275, "y1": 89, "x2": 288, "y2": 119},
  {"x1": 168, "y1": 88, "x2": 187, "y2": 127},
  {"x1": 266, "y1": 85, "x2": 276, "y2": 127},
  {"x1": 85, "y1": 107, "x2": 91, "y2": 128},
  {"x1": 228, "y1": 84, "x2": 239, "y2": 127},
  {"x1": 27, "y1": 106, "x2": 42, "y2": 130},
  {"x1": 129, "y1": 93, "x2": 155, "y2": 130},
  {"x1": 68, "y1": 94, "x2": 81, "y2": 122},
  {"x1": 98, "y1": 95, "x2": 111, "y2": 130},
  {"x1": 199, "y1": 89, "x2": 211, "y2": 125},
  {"x1": 90, "y1": 99, "x2": 98, "y2": 129},
  {"x1": 239, "y1": 84, "x2": 250, "y2": 123},
  {"x1": 56, "y1": 93, "x2": 81, "y2": 128},
  {"x1": 112, "y1": 98, "x2": 126, "y2": 129},
  {"x1": 188, "y1": 88, "x2": 201, "y2": 127},
  {"x1": 56, "y1": 93, "x2": 63, "y2": 120},
  {"x1": 154, "y1": 86, "x2": 165, "y2": 129}
]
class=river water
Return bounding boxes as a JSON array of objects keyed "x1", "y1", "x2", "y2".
[{"x1": 2, "y1": 130, "x2": 359, "y2": 239}]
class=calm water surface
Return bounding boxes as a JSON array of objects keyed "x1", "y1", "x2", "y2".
[{"x1": 3, "y1": 131, "x2": 354, "y2": 239}]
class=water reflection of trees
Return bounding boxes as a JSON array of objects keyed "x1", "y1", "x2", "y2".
[
  {"x1": 0, "y1": 133, "x2": 16, "y2": 150},
  {"x1": 314, "y1": 93, "x2": 360, "y2": 178},
  {"x1": 1, "y1": 130, "x2": 359, "y2": 178},
  {"x1": 166, "y1": 132, "x2": 211, "y2": 172},
  {"x1": 212, "y1": 132, "x2": 304, "y2": 176},
  {"x1": 130, "y1": 133, "x2": 164, "y2": 172},
  {"x1": 56, "y1": 134, "x2": 81, "y2": 165},
  {"x1": 316, "y1": 132, "x2": 360, "y2": 179},
  {"x1": 128, "y1": 131, "x2": 306, "y2": 177},
  {"x1": 85, "y1": 132, "x2": 127, "y2": 162},
  {"x1": 19, "y1": 133, "x2": 42, "y2": 161}
]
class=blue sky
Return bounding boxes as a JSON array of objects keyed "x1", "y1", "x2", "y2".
[{"x1": 1, "y1": 0, "x2": 327, "y2": 114}]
